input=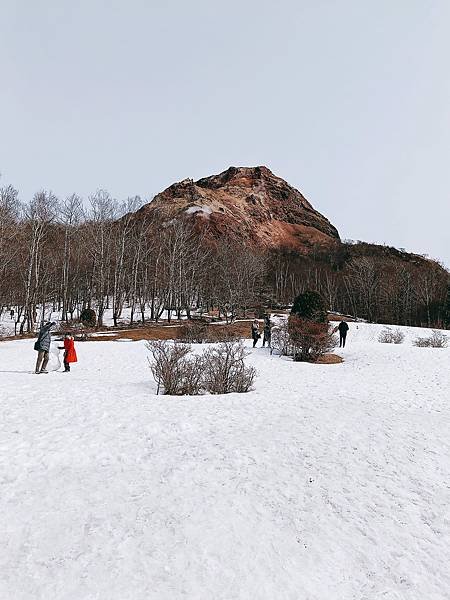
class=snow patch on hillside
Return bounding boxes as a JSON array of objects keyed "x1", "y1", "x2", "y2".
[{"x1": 185, "y1": 204, "x2": 213, "y2": 216}]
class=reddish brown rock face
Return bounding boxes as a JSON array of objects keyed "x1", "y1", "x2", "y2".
[{"x1": 136, "y1": 166, "x2": 340, "y2": 253}]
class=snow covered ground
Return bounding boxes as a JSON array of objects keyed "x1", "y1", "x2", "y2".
[{"x1": 0, "y1": 323, "x2": 449, "y2": 599}]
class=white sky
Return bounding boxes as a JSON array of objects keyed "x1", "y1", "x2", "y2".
[{"x1": 1, "y1": 0, "x2": 449, "y2": 267}]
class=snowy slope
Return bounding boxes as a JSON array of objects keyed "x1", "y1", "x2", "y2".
[{"x1": 0, "y1": 323, "x2": 449, "y2": 599}]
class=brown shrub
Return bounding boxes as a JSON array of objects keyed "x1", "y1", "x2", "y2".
[
  {"x1": 147, "y1": 340, "x2": 203, "y2": 395},
  {"x1": 147, "y1": 339, "x2": 256, "y2": 395},
  {"x1": 203, "y1": 340, "x2": 256, "y2": 394},
  {"x1": 270, "y1": 320, "x2": 293, "y2": 356},
  {"x1": 288, "y1": 316, "x2": 337, "y2": 362},
  {"x1": 413, "y1": 330, "x2": 448, "y2": 348},
  {"x1": 429, "y1": 330, "x2": 448, "y2": 347},
  {"x1": 206, "y1": 326, "x2": 240, "y2": 343},
  {"x1": 378, "y1": 327, "x2": 405, "y2": 344},
  {"x1": 179, "y1": 320, "x2": 209, "y2": 343}
]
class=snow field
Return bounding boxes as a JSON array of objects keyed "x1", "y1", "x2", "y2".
[{"x1": 0, "y1": 322, "x2": 449, "y2": 599}]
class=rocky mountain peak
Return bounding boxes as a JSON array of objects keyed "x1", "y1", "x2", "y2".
[{"x1": 136, "y1": 166, "x2": 340, "y2": 253}]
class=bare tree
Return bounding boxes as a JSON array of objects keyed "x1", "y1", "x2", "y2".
[
  {"x1": 111, "y1": 196, "x2": 141, "y2": 326},
  {"x1": 0, "y1": 185, "x2": 21, "y2": 312},
  {"x1": 58, "y1": 194, "x2": 84, "y2": 322},
  {"x1": 20, "y1": 191, "x2": 59, "y2": 333},
  {"x1": 345, "y1": 257, "x2": 380, "y2": 322},
  {"x1": 85, "y1": 190, "x2": 118, "y2": 327}
]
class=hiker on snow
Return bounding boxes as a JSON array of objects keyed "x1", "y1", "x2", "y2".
[
  {"x1": 251, "y1": 319, "x2": 260, "y2": 348},
  {"x1": 59, "y1": 333, "x2": 77, "y2": 372},
  {"x1": 262, "y1": 314, "x2": 272, "y2": 348},
  {"x1": 338, "y1": 320, "x2": 349, "y2": 348},
  {"x1": 34, "y1": 321, "x2": 56, "y2": 374}
]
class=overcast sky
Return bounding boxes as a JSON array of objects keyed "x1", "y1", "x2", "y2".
[{"x1": 1, "y1": 0, "x2": 449, "y2": 266}]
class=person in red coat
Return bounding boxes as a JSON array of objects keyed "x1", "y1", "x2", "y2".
[{"x1": 60, "y1": 334, "x2": 78, "y2": 372}]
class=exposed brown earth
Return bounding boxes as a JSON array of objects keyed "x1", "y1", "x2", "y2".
[
  {"x1": 316, "y1": 353, "x2": 344, "y2": 364},
  {"x1": 135, "y1": 166, "x2": 340, "y2": 254},
  {"x1": 81, "y1": 320, "x2": 258, "y2": 342}
]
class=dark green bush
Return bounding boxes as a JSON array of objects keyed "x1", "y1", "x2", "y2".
[
  {"x1": 291, "y1": 290, "x2": 328, "y2": 323},
  {"x1": 80, "y1": 308, "x2": 97, "y2": 327}
]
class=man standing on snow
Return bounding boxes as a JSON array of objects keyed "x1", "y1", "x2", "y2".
[
  {"x1": 34, "y1": 321, "x2": 56, "y2": 374},
  {"x1": 338, "y1": 320, "x2": 349, "y2": 348},
  {"x1": 262, "y1": 314, "x2": 272, "y2": 348}
]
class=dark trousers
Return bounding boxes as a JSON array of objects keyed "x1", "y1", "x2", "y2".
[
  {"x1": 64, "y1": 361, "x2": 70, "y2": 372},
  {"x1": 339, "y1": 332, "x2": 347, "y2": 348}
]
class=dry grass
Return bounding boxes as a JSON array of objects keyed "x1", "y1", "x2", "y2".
[
  {"x1": 85, "y1": 320, "x2": 259, "y2": 342},
  {"x1": 315, "y1": 353, "x2": 344, "y2": 365},
  {"x1": 0, "y1": 321, "x2": 260, "y2": 344}
]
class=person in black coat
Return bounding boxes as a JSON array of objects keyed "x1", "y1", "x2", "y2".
[
  {"x1": 262, "y1": 314, "x2": 272, "y2": 348},
  {"x1": 251, "y1": 319, "x2": 260, "y2": 348},
  {"x1": 338, "y1": 320, "x2": 349, "y2": 348}
]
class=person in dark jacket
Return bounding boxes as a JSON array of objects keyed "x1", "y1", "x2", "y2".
[
  {"x1": 34, "y1": 321, "x2": 56, "y2": 374},
  {"x1": 262, "y1": 314, "x2": 272, "y2": 348},
  {"x1": 251, "y1": 319, "x2": 260, "y2": 348},
  {"x1": 338, "y1": 320, "x2": 349, "y2": 348}
]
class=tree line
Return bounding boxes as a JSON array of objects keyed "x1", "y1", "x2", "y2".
[
  {"x1": 0, "y1": 183, "x2": 448, "y2": 333},
  {"x1": 267, "y1": 244, "x2": 449, "y2": 329}
]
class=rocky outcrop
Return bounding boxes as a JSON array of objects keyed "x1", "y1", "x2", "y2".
[{"x1": 135, "y1": 166, "x2": 340, "y2": 253}]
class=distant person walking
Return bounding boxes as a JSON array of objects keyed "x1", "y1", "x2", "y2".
[
  {"x1": 34, "y1": 321, "x2": 56, "y2": 374},
  {"x1": 262, "y1": 314, "x2": 272, "y2": 348},
  {"x1": 338, "y1": 320, "x2": 349, "y2": 348},
  {"x1": 59, "y1": 333, "x2": 77, "y2": 372},
  {"x1": 251, "y1": 319, "x2": 260, "y2": 348}
]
